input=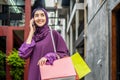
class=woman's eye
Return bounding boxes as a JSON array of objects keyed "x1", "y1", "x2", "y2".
[
  {"x1": 34, "y1": 14, "x2": 39, "y2": 17},
  {"x1": 41, "y1": 13, "x2": 45, "y2": 16}
]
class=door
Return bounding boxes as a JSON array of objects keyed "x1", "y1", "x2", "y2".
[{"x1": 112, "y1": 3, "x2": 120, "y2": 80}]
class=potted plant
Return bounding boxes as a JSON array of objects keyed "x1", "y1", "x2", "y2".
[
  {"x1": 6, "y1": 49, "x2": 25, "y2": 80},
  {"x1": 0, "y1": 50, "x2": 6, "y2": 80}
]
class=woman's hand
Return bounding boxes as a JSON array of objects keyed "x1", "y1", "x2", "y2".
[
  {"x1": 26, "y1": 19, "x2": 35, "y2": 44},
  {"x1": 37, "y1": 57, "x2": 47, "y2": 66},
  {"x1": 29, "y1": 18, "x2": 35, "y2": 33}
]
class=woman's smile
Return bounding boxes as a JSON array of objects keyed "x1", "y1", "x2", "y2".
[{"x1": 34, "y1": 10, "x2": 46, "y2": 27}]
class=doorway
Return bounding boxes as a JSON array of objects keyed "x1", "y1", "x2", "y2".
[
  {"x1": 0, "y1": 36, "x2": 6, "y2": 80},
  {"x1": 112, "y1": 3, "x2": 120, "y2": 80}
]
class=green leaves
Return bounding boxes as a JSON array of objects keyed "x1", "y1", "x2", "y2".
[
  {"x1": 0, "y1": 51, "x2": 6, "y2": 65},
  {"x1": 7, "y1": 49, "x2": 25, "y2": 67},
  {"x1": 0, "y1": 51, "x2": 6, "y2": 79},
  {"x1": 6, "y1": 49, "x2": 25, "y2": 80},
  {"x1": 0, "y1": 49, "x2": 25, "y2": 80}
]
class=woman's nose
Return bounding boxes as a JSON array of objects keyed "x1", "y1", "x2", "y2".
[{"x1": 38, "y1": 15, "x2": 41, "y2": 19}]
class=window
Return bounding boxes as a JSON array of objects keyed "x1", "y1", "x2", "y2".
[{"x1": 0, "y1": 0, "x2": 25, "y2": 26}]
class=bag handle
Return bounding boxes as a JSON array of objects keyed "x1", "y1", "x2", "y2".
[
  {"x1": 49, "y1": 27, "x2": 57, "y2": 53},
  {"x1": 50, "y1": 27, "x2": 60, "y2": 59}
]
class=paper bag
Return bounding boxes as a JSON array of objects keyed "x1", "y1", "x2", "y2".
[
  {"x1": 39, "y1": 57, "x2": 76, "y2": 80},
  {"x1": 71, "y1": 52, "x2": 91, "y2": 79}
]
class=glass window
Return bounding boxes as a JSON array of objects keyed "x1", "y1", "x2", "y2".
[{"x1": 0, "y1": 0, "x2": 25, "y2": 26}]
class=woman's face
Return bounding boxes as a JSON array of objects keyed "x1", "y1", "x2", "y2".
[{"x1": 34, "y1": 10, "x2": 46, "y2": 27}]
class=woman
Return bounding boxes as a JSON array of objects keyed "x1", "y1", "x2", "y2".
[{"x1": 18, "y1": 8, "x2": 69, "y2": 80}]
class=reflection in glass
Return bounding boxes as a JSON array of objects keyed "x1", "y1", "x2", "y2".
[{"x1": 0, "y1": 0, "x2": 25, "y2": 26}]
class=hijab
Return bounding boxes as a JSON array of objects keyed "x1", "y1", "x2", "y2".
[{"x1": 32, "y1": 8, "x2": 50, "y2": 42}]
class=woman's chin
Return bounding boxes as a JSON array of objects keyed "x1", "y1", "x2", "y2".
[{"x1": 37, "y1": 24, "x2": 45, "y2": 27}]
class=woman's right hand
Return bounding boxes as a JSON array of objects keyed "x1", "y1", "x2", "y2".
[
  {"x1": 29, "y1": 19, "x2": 35, "y2": 33},
  {"x1": 26, "y1": 19, "x2": 35, "y2": 44},
  {"x1": 37, "y1": 57, "x2": 47, "y2": 66}
]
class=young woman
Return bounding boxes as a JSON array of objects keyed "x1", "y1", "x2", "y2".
[{"x1": 18, "y1": 8, "x2": 69, "y2": 80}]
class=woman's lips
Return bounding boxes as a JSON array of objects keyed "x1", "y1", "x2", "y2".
[{"x1": 37, "y1": 20, "x2": 44, "y2": 24}]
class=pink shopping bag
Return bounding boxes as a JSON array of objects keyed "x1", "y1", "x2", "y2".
[{"x1": 39, "y1": 57, "x2": 76, "y2": 80}]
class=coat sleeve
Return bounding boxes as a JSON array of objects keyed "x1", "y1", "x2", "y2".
[
  {"x1": 44, "y1": 52, "x2": 58, "y2": 65},
  {"x1": 18, "y1": 39, "x2": 35, "y2": 59},
  {"x1": 52, "y1": 30, "x2": 70, "y2": 58}
]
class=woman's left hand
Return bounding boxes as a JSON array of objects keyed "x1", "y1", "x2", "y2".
[{"x1": 37, "y1": 57, "x2": 47, "y2": 66}]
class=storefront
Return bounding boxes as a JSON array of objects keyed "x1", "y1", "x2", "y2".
[{"x1": 0, "y1": 0, "x2": 31, "y2": 80}]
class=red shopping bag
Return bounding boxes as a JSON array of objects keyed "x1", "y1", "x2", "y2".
[{"x1": 39, "y1": 57, "x2": 76, "y2": 80}]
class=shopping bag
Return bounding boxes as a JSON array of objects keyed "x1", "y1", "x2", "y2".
[
  {"x1": 71, "y1": 52, "x2": 91, "y2": 79},
  {"x1": 39, "y1": 57, "x2": 76, "y2": 80}
]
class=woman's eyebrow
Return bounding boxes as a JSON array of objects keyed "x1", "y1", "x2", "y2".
[
  {"x1": 41, "y1": 12, "x2": 45, "y2": 15},
  {"x1": 34, "y1": 12, "x2": 44, "y2": 15},
  {"x1": 34, "y1": 13, "x2": 39, "y2": 15}
]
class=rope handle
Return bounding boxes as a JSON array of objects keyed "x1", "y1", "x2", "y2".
[
  {"x1": 50, "y1": 27, "x2": 56, "y2": 53},
  {"x1": 49, "y1": 27, "x2": 60, "y2": 59}
]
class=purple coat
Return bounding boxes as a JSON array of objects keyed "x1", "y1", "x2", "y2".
[
  {"x1": 18, "y1": 8, "x2": 69, "y2": 80},
  {"x1": 19, "y1": 30, "x2": 69, "y2": 80}
]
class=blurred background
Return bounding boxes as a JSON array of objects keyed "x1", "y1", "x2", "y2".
[{"x1": 0, "y1": 0, "x2": 120, "y2": 80}]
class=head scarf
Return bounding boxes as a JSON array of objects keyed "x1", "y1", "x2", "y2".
[
  {"x1": 31, "y1": 8, "x2": 48, "y2": 25},
  {"x1": 32, "y1": 8, "x2": 50, "y2": 42}
]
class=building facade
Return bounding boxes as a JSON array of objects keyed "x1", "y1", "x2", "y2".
[
  {"x1": 0, "y1": 0, "x2": 31, "y2": 80},
  {"x1": 0, "y1": 0, "x2": 120, "y2": 80},
  {"x1": 66, "y1": 0, "x2": 120, "y2": 80},
  {"x1": 0, "y1": 0, "x2": 68, "y2": 80}
]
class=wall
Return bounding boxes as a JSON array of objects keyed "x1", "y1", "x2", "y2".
[
  {"x1": 85, "y1": 0, "x2": 120, "y2": 80},
  {"x1": 85, "y1": 0, "x2": 109, "y2": 80}
]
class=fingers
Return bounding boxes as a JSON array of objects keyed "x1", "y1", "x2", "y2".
[
  {"x1": 29, "y1": 19, "x2": 35, "y2": 32},
  {"x1": 30, "y1": 19, "x2": 34, "y2": 27},
  {"x1": 37, "y1": 57, "x2": 47, "y2": 66}
]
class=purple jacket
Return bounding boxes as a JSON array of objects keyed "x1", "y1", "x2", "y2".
[{"x1": 18, "y1": 30, "x2": 69, "y2": 80}]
